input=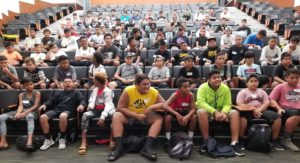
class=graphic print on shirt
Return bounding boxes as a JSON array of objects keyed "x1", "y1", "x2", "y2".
[
  {"x1": 244, "y1": 68, "x2": 256, "y2": 77},
  {"x1": 245, "y1": 94, "x2": 263, "y2": 104},
  {"x1": 208, "y1": 50, "x2": 217, "y2": 57},
  {"x1": 286, "y1": 90, "x2": 300, "y2": 102},
  {"x1": 133, "y1": 98, "x2": 149, "y2": 109}
]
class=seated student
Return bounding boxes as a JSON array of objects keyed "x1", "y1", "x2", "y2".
[
  {"x1": 29, "y1": 44, "x2": 48, "y2": 67},
  {"x1": 193, "y1": 27, "x2": 208, "y2": 50},
  {"x1": 0, "y1": 55, "x2": 20, "y2": 89},
  {"x1": 151, "y1": 28, "x2": 166, "y2": 49},
  {"x1": 1, "y1": 43, "x2": 23, "y2": 66},
  {"x1": 178, "y1": 55, "x2": 200, "y2": 89},
  {"x1": 227, "y1": 35, "x2": 248, "y2": 65},
  {"x1": 50, "y1": 55, "x2": 78, "y2": 89},
  {"x1": 130, "y1": 28, "x2": 145, "y2": 51},
  {"x1": 83, "y1": 52, "x2": 106, "y2": 89},
  {"x1": 220, "y1": 7, "x2": 231, "y2": 21},
  {"x1": 269, "y1": 68, "x2": 300, "y2": 151},
  {"x1": 163, "y1": 77, "x2": 197, "y2": 140},
  {"x1": 236, "y1": 74, "x2": 283, "y2": 151},
  {"x1": 173, "y1": 42, "x2": 194, "y2": 66},
  {"x1": 148, "y1": 55, "x2": 170, "y2": 88},
  {"x1": 0, "y1": 77, "x2": 40, "y2": 151},
  {"x1": 88, "y1": 25, "x2": 104, "y2": 50},
  {"x1": 75, "y1": 37, "x2": 95, "y2": 66},
  {"x1": 23, "y1": 28, "x2": 41, "y2": 51},
  {"x1": 60, "y1": 28, "x2": 78, "y2": 52},
  {"x1": 237, "y1": 51, "x2": 262, "y2": 87},
  {"x1": 39, "y1": 78, "x2": 86, "y2": 150},
  {"x1": 260, "y1": 36, "x2": 281, "y2": 66},
  {"x1": 112, "y1": 29, "x2": 123, "y2": 48},
  {"x1": 200, "y1": 37, "x2": 221, "y2": 66},
  {"x1": 125, "y1": 37, "x2": 143, "y2": 66},
  {"x1": 236, "y1": 19, "x2": 251, "y2": 36},
  {"x1": 196, "y1": 70, "x2": 244, "y2": 156},
  {"x1": 170, "y1": 26, "x2": 191, "y2": 49},
  {"x1": 282, "y1": 36, "x2": 300, "y2": 65},
  {"x1": 220, "y1": 26, "x2": 235, "y2": 50},
  {"x1": 215, "y1": 18, "x2": 227, "y2": 33},
  {"x1": 107, "y1": 74, "x2": 165, "y2": 161},
  {"x1": 100, "y1": 33, "x2": 121, "y2": 67},
  {"x1": 45, "y1": 43, "x2": 67, "y2": 62},
  {"x1": 272, "y1": 53, "x2": 295, "y2": 88},
  {"x1": 108, "y1": 53, "x2": 143, "y2": 90},
  {"x1": 24, "y1": 57, "x2": 47, "y2": 89},
  {"x1": 78, "y1": 72, "x2": 115, "y2": 155},
  {"x1": 210, "y1": 53, "x2": 234, "y2": 87},
  {"x1": 41, "y1": 29, "x2": 56, "y2": 51},
  {"x1": 154, "y1": 40, "x2": 172, "y2": 67},
  {"x1": 243, "y1": 29, "x2": 266, "y2": 49}
]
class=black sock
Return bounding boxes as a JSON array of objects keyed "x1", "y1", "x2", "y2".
[
  {"x1": 45, "y1": 133, "x2": 51, "y2": 139},
  {"x1": 143, "y1": 136, "x2": 156, "y2": 151},
  {"x1": 60, "y1": 132, "x2": 66, "y2": 139},
  {"x1": 114, "y1": 137, "x2": 124, "y2": 151}
]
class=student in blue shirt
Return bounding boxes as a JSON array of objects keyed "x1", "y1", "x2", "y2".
[{"x1": 243, "y1": 30, "x2": 266, "y2": 49}]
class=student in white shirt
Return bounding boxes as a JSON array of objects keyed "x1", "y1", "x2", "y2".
[
  {"x1": 220, "y1": 7, "x2": 231, "y2": 21},
  {"x1": 75, "y1": 37, "x2": 95, "y2": 66},
  {"x1": 60, "y1": 28, "x2": 78, "y2": 52},
  {"x1": 24, "y1": 29, "x2": 41, "y2": 51},
  {"x1": 221, "y1": 26, "x2": 235, "y2": 50},
  {"x1": 260, "y1": 36, "x2": 281, "y2": 66},
  {"x1": 29, "y1": 44, "x2": 48, "y2": 67},
  {"x1": 282, "y1": 36, "x2": 300, "y2": 65},
  {"x1": 88, "y1": 25, "x2": 104, "y2": 50}
]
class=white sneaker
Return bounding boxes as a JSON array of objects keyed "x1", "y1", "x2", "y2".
[
  {"x1": 281, "y1": 138, "x2": 300, "y2": 151},
  {"x1": 40, "y1": 139, "x2": 55, "y2": 150},
  {"x1": 58, "y1": 138, "x2": 66, "y2": 150}
]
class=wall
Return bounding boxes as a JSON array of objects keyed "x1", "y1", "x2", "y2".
[
  {"x1": 254, "y1": 0, "x2": 295, "y2": 8},
  {"x1": 91, "y1": 0, "x2": 217, "y2": 5}
]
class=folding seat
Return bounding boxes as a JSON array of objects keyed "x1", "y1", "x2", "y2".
[
  {"x1": 157, "y1": 88, "x2": 177, "y2": 100},
  {"x1": 75, "y1": 67, "x2": 88, "y2": 79},
  {"x1": 147, "y1": 50, "x2": 156, "y2": 66},
  {"x1": 0, "y1": 90, "x2": 20, "y2": 112},
  {"x1": 104, "y1": 66, "x2": 116, "y2": 81},
  {"x1": 66, "y1": 51, "x2": 76, "y2": 61},
  {"x1": 40, "y1": 67, "x2": 56, "y2": 80},
  {"x1": 202, "y1": 66, "x2": 210, "y2": 80},
  {"x1": 15, "y1": 67, "x2": 25, "y2": 79},
  {"x1": 231, "y1": 88, "x2": 242, "y2": 105}
]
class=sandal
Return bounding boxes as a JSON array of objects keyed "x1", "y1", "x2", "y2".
[
  {"x1": 108, "y1": 141, "x2": 116, "y2": 150},
  {"x1": 78, "y1": 146, "x2": 87, "y2": 155},
  {"x1": 0, "y1": 146, "x2": 10, "y2": 151}
]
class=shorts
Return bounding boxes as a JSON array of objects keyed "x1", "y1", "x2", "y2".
[
  {"x1": 166, "y1": 109, "x2": 189, "y2": 117},
  {"x1": 282, "y1": 108, "x2": 300, "y2": 119},
  {"x1": 197, "y1": 109, "x2": 237, "y2": 120},
  {"x1": 126, "y1": 112, "x2": 160, "y2": 126},
  {"x1": 44, "y1": 110, "x2": 74, "y2": 119},
  {"x1": 115, "y1": 80, "x2": 133, "y2": 88},
  {"x1": 240, "y1": 109, "x2": 278, "y2": 123}
]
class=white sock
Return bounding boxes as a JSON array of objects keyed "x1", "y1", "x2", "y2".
[
  {"x1": 188, "y1": 131, "x2": 194, "y2": 138},
  {"x1": 166, "y1": 132, "x2": 171, "y2": 140},
  {"x1": 231, "y1": 141, "x2": 238, "y2": 146}
]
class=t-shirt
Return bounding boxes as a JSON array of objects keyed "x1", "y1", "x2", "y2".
[
  {"x1": 169, "y1": 90, "x2": 192, "y2": 112},
  {"x1": 24, "y1": 67, "x2": 46, "y2": 83},
  {"x1": 88, "y1": 64, "x2": 106, "y2": 77},
  {"x1": 236, "y1": 88, "x2": 269, "y2": 107},
  {"x1": 227, "y1": 44, "x2": 248, "y2": 64},
  {"x1": 61, "y1": 36, "x2": 78, "y2": 51},
  {"x1": 148, "y1": 67, "x2": 170, "y2": 80},
  {"x1": 75, "y1": 47, "x2": 95, "y2": 61},
  {"x1": 269, "y1": 83, "x2": 300, "y2": 109},
  {"x1": 154, "y1": 49, "x2": 171, "y2": 61},
  {"x1": 201, "y1": 46, "x2": 221, "y2": 65},
  {"x1": 125, "y1": 85, "x2": 159, "y2": 114},
  {"x1": 100, "y1": 45, "x2": 120, "y2": 60},
  {"x1": 237, "y1": 64, "x2": 261, "y2": 78},
  {"x1": 171, "y1": 35, "x2": 190, "y2": 47},
  {"x1": 243, "y1": 34, "x2": 263, "y2": 48},
  {"x1": 272, "y1": 64, "x2": 295, "y2": 79},
  {"x1": 54, "y1": 65, "x2": 77, "y2": 81},
  {"x1": 24, "y1": 37, "x2": 41, "y2": 49},
  {"x1": 0, "y1": 65, "x2": 18, "y2": 83},
  {"x1": 260, "y1": 45, "x2": 281, "y2": 63},
  {"x1": 126, "y1": 48, "x2": 141, "y2": 63},
  {"x1": 116, "y1": 63, "x2": 142, "y2": 80},
  {"x1": 41, "y1": 37, "x2": 55, "y2": 47},
  {"x1": 47, "y1": 51, "x2": 67, "y2": 61},
  {"x1": 2, "y1": 51, "x2": 23, "y2": 65},
  {"x1": 88, "y1": 34, "x2": 104, "y2": 44},
  {"x1": 221, "y1": 34, "x2": 235, "y2": 48},
  {"x1": 237, "y1": 26, "x2": 251, "y2": 36},
  {"x1": 194, "y1": 36, "x2": 207, "y2": 47},
  {"x1": 30, "y1": 53, "x2": 46, "y2": 65},
  {"x1": 174, "y1": 50, "x2": 193, "y2": 65},
  {"x1": 215, "y1": 24, "x2": 227, "y2": 33},
  {"x1": 282, "y1": 44, "x2": 300, "y2": 61},
  {"x1": 179, "y1": 66, "x2": 200, "y2": 79}
]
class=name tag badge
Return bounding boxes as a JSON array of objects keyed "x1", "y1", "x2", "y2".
[
  {"x1": 23, "y1": 100, "x2": 29, "y2": 104},
  {"x1": 182, "y1": 102, "x2": 189, "y2": 107},
  {"x1": 251, "y1": 94, "x2": 257, "y2": 99},
  {"x1": 187, "y1": 72, "x2": 193, "y2": 76},
  {"x1": 232, "y1": 51, "x2": 237, "y2": 55},
  {"x1": 294, "y1": 89, "x2": 300, "y2": 93},
  {"x1": 66, "y1": 72, "x2": 71, "y2": 76}
]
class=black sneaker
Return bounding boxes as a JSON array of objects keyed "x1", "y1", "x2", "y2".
[
  {"x1": 231, "y1": 143, "x2": 245, "y2": 156},
  {"x1": 272, "y1": 139, "x2": 284, "y2": 151},
  {"x1": 107, "y1": 149, "x2": 125, "y2": 162},
  {"x1": 199, "y1": 143, "x2": 207, "y2": 153},
  {"x1": 239, "y1": 138, "x2": 246, "y2": 151}
]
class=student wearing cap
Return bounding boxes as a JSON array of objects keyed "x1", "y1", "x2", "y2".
[
  {"x1": 200, "y1": 37, "x2": 221, "y2": 66},
  {"x1": 170, "y1": 26, "x2": 191, "y2": 49},
  {"x1": 221, "y1": 26, "x2": 235, "y2": 50}
]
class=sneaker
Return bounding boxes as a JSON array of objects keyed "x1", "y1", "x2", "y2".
[
  {"x1": 239, "y1": 138, "x2": 246, "y2": 151},
  {"x1": 281, "y1": 138, "x2": 300, "y2": 151},
  {"x1": 58, "y1": 138, "x2": 66, "y2": 150},
  {"x1": 199, "y1": 143, "x2": 207, "y2": 153},
  {"x1": 231, "y1": 143, "x2": 245, "y2": 156},
  {"x1": 40, "y1": 139, "x2": 55, "y2": 150},
  {"x1": 272, "y1": 139, "x2": 284, "y2": 151}
]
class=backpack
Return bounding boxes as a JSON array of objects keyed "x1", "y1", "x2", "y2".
[
  {"x1": 123, "y1": 135, "x2": 146, "y2": 153},
  {"x1": 167, "y1": 132, "x2": 193, "y2": 160},
  {"x1": 206, "y1": 137, "x2": 235, "y2": 158},
  {"x1": 247, "y1": 123, "x2": 272, "y2": 153},
  {"x1": 16, "y1": 135, "x2": 45, "y2": 152}
]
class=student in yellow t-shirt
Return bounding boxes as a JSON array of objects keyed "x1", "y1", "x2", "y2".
[{"x1": 108, "y1": 74, "x2": 165, "y2": 162}]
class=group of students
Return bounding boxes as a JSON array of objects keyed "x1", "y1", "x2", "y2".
[{"x1": 0, "y1": 66, "x2": 300, "y2": 162}]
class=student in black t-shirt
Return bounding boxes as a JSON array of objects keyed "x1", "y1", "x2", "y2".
[
  {"x1": 193, "y1": 27, "x2": 207, "y2": 50},
  {"x1": 154, "y1": 40, "x2": 172, "y2": 67},
  {"x1": 215, "y1": 18, "x2": 227, "y2": 33},
  {"x1": 272, "y1": 52, "x2": 295, "y2": 88},
  {"x1": 174, "y1": 42, "x2": 194, "y2": 66},
  {"x1": 236, "y1": 19, "x2": 251, "y2": 36},
  {"x1": 100, "y1": 33, "x2": 120, "y2": 67},
  {"x1": 200, "y1": 37, "x2": 221, "y2": 66},
  {"x1": 227, "y1": 35, "x2": 248, "y2": 65},
  {"x1": 178, "y1": 56, "x2": 200, "y2": 89},
  {"x1": 41, "y1": 29, "x2": 55, "y2": 51}
]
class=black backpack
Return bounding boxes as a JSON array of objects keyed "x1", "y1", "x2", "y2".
[
  {"x1": 123, "y1": 135, "x2": 146, "y2": 153},
  {"x1": 247, "y1": 123, "x2": 272, "y2": 153},
  {"x1": 206, "y1": 137, "x2": 235, "y2": 158},
  {"x1": 167, "y1": 132, "x2": 193, "y2": 160},
  {"x1": 16, "y1": 135, "x2": 44, "y2": 152}
]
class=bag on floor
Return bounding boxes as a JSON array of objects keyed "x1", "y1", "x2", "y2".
[
  {"x1": 167, "y1": 132, "x2": 193, "y2": 160},
  {"x1": 207, "y1": 137, "x2": 235, "y2": 158},
  {"x1": 123, "y1": 135, "x2": 146, "y2": 153},
  {"x1": 16, "y1": 135, "x2": 44, "y2": 152},
  {"x1": 247, "y1": 123, "x2": 272, "y2": 153}
]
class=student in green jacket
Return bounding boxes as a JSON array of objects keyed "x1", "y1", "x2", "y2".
[{"x1": 196, "y1": 70, "x2": 244, "y2": 156}]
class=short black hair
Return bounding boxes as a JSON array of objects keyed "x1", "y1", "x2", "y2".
[
  {"x1": 244, "y1": 51, "x2": 255, "y2": 59},
  {"x1": 21, "y1": 77, "x2": 33, "y2": 85},
  {"x1": 79, "y1": 36, "x2": 87, "y2": 42},
  {"x1": 207, "y1": 70, "x2": 220, "y2": 80},
  {"x1": 48, "y1": 43, "x2": 56, "y2": 49},
  {"x1": 64, "y1": 28, "x2": 71, "y2": 33},
  {"x1": 57, "y1": 55, "x2": 68, "y2": 63},
  {"x1": 127, "y1": 36, "x2": 135, "y2": 44},
  {"x1": 0, "y1": 55, "x2": 7, "y2": 61},
  {"x1": 95, "y1": 25, "x2": 101, "y2": 29},
  {"x1": 215, "y1": 52, "x2": 225, "y2": 59},
  {"x1": 290, "y1": 36, "x2": 300, "y2": 43},
  {"x1": 176, "y1": 77, "x2": 189, "y2": 88},
  {"x1": 269, "y1": 35, "x2": 277, "y2": 41},
  {"x1": 132, "y1": 27, "x2": 140, "y2": 34},
  {"x1": 4, "y1": 42, "x2": 13, "y2": 48},
  {"x1": 246, "y1": 74, "x2": 259, "y2": 83},
  {"x1": 159, "y1": 40, "x2": 167, "y2": 46},
  {"x1": 286, "y1": 68, "x2": 300, "y2": 77},
  {"x1": 135, "y1": 74, "x2": 149, "y2": 85},
  {"x1": 104, "y1": 33, "x2": 113, "y2": 39},
  {"x1": 34, "y1": 43, "x2": 41, "y2": 47},
  {"x1": 93, "y1": 52, "x2": 104, "y2": 64},
  {"x1": 43, "y1": 29, "x2": 51, "y2": 34},
  {"x1": 281, "y1": 52, "x2": 291, "y2": 61},
  {"x1": 257, "y1": 30, "x2": 266, "y2": 37},
  {"x1": 242, "y1": 19, "x2": 247, "y2": 23}
]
